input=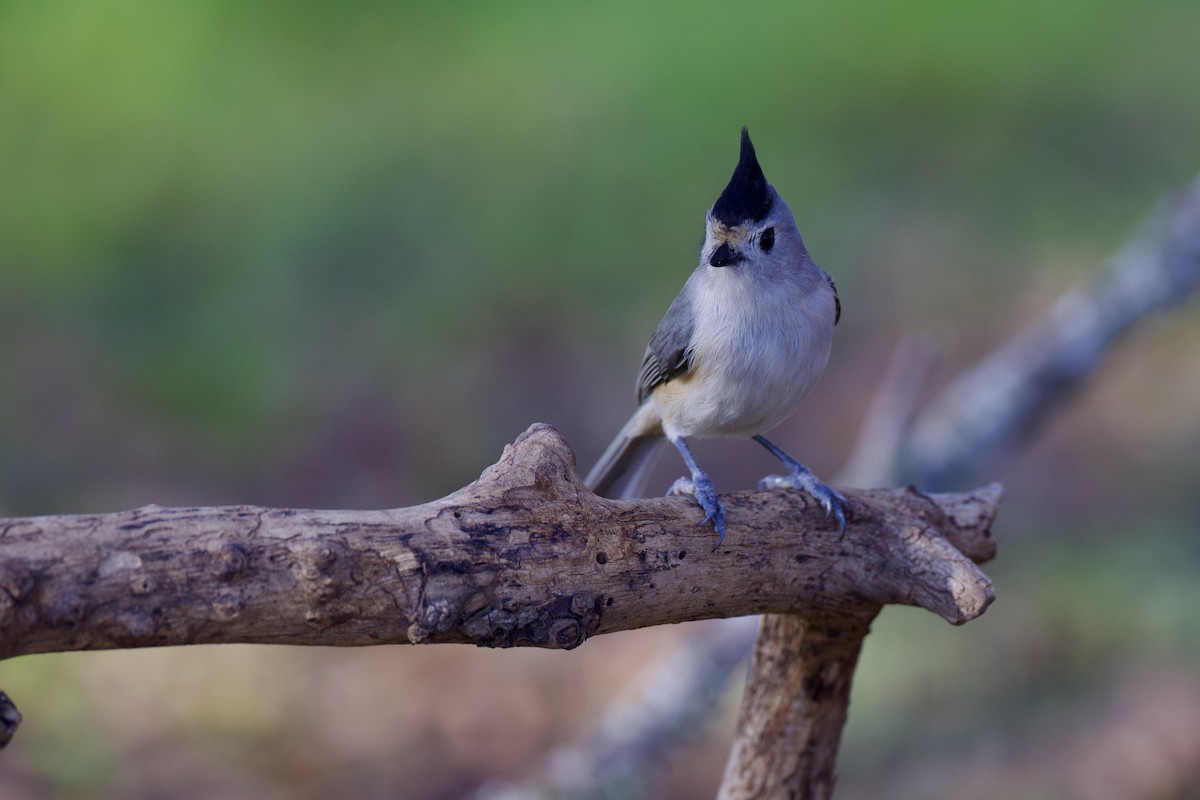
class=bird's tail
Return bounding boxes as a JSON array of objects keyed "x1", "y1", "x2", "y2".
[{"x1": 584, "y1": 417, "x2": 664, "y2": 500}]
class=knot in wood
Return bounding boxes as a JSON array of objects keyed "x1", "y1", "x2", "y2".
[
  {"x1": 540, "y1": 592, "x2": 602, "y2": 650},
  {"x1": 129, "y1": 574, "x2": 156, "y2": 595},
  {"x1": 290, "y1": 541, "x2": 348, "y2": 600},
  {"x1": 210, "y1": 542, "x2": 248, "y2": 580},
  {"x1": 212, "y1": 592, "x2": 245, "y2": 622},
  {"x1": 549, "y1": 618, "x2": 583, "y2": 649},
  {"x1": 570, "y1": 591, "x2": 595, "y2": 617},
  {"x1": 289, "y1": 540, "x2": 355, "y2": 630},
  {"x1": 407, "y1": 600, "x2": 455, "y2": 644}
]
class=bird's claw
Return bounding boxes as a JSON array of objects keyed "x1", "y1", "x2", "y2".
[
  {"x1": 667, "y1": 475, "x2": 727, "y2": 547},
  {"x1": 758, "y1": 472, "x2": 849, "y2": 532},
  {"x1": 666, "y1": 476, "x2": 695, "y2": 496}
]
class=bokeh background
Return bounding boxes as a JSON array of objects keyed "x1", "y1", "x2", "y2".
[{"x1": 2, "y1": 2, "x2": 1199, "y2": 798}]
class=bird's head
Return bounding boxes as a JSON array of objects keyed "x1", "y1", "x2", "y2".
[{"x1": 703, "y1": 128, "x2": 805, "y2": 273}]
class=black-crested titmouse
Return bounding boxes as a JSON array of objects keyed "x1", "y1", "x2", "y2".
[{"x1": 585, "y1": 128, "x2": 848, "y2": 545}]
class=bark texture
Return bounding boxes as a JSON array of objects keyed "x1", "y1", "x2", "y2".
[
  {"x1": 0, "y1": 424, "x2": 997, "y2": 662},
  {"x1": 719, "y1": 613, "x2": 874, "y2": 800}
]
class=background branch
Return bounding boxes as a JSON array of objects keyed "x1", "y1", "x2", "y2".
[{"x1": 904, "y1": 174, "x2": 1200, "y2": 487}]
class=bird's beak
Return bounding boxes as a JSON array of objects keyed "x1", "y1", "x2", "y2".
[{"x1": 709, "y1": 242, "x2": 743, "y2": 268}]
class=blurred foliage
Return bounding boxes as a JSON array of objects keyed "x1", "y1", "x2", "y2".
[{"x1": 1, "y1": 1, "x2": 1199, "y2": 798}]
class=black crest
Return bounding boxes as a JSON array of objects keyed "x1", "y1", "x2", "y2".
[{"x1": 711, "y1": 128, "x2": 773, "y2": 226}]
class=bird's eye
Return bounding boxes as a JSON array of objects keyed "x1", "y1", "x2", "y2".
[{"x1": 759, "y1": 227, "x2": 775, "y2": 252}]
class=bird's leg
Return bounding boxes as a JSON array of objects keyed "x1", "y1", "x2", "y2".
[
  {"x1": 666, "y1": 436, "x2": 727, "y2": 545},
  {"x1": 754, "y1": 434, "x2": 848, "y2": 531}
]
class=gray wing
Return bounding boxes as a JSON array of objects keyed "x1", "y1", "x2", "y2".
[{"x1": 636, "y1": 283, "x2": 696, "y2": 404}]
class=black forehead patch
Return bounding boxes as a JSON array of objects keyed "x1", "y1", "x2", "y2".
[{"x1": 711, "y1": 127, "x2": 773, "y2": 226}]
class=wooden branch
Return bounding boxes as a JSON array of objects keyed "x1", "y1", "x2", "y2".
[
  {"x1": 0, "y1": 424, "x2": 997, "y2": 664},
  {"x1": 719, "y1": 613, "x2": 873, "y2": 799},
  {"x1": 718, "y1": 484, "x2": 1003, "y2": 800}
]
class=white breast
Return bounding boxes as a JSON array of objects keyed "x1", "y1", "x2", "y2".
[{"x1": 654, "y1": 264, "x2": 836, "y2": 439}]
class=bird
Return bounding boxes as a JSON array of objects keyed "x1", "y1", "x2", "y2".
[{"x1": 584, "y1": 128, "x2": 847, "y2": 546}]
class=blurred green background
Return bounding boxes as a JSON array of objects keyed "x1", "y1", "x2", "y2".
[{"x1": 2, "y1": 1, "x2": 1199, "y2": 798}]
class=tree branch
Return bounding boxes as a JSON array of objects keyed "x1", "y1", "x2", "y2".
[
  {"x1": 715, "y1": 485, "x2": 1002, "y2": 800},
  {"x1": 905, "y1": 173, "x2": 1200, "y2": 487},
  {"x1": 0, "y1": 424, "x2": 996, "y2": 664},
  {"x1": 718, "y1": 613, "x2": 874, "y2": 799}
]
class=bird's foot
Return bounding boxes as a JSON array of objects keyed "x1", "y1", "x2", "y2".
[
  {"x1": 758, "y1": 470, "x2": 848, "y2": 532},
  {"x1": 667, "y1": 475, "x2": 727, "y2": 546}
]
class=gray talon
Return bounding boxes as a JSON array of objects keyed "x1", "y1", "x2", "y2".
[
  {"x1": 759, "y1": 471, "x2": 848, "y2": 532},
  {"x1": 666, "y1": 475, "x2": 727, "y2": 545},
  {"x1": 666, "y1": 437, "x2": 729, "y2": 546}
]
